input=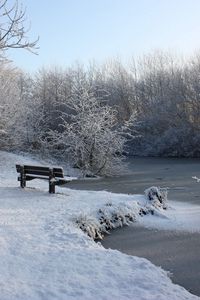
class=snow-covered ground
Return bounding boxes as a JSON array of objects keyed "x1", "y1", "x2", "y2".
[
  {"x1": 0, "y1": 151, "x2": 199, "y2": 300},
  {"x1": 137, "y1": 200, "x2": 200, "y2": 233}
]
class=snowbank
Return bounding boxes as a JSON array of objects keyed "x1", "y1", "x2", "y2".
[
  {"x1": 0, "y1": 151, "x2": 199, "y2": 300},
  {"x1": 137, "y1": 200, "x2": 200, "y2": 233}
]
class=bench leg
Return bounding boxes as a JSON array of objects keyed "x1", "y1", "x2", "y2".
[
  {"x1": 49, "y1": 181, "x2": 55, "y2": 194},
  {"x1": 49, "y1": 169, "x2": 56, "y2": 193},
  {"x1": 20, "y1": 169, "x2": 26, "y2": 188},
  {"x1": 21, "y1": 178, "x2": 26, "y2": 188}
]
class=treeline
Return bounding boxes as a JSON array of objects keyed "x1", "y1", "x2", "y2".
[
  {"x1": 131, "y1": 52, "x2": 200, "y2": 157},
  {"x1": 0, "y1": 52, "x2": 200, "y2": 174}
]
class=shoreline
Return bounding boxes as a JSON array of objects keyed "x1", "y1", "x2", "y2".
[
  {"x1": 67, "y1": 157, "x2": 200, "y2": 297},
  {"x1": 101, "y1": 225, "x2": 200, "y2": 297}
]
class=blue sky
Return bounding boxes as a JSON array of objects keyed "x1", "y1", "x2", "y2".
[{"x1": 8, "y1": 0, "x2": 200, "y2": 72}]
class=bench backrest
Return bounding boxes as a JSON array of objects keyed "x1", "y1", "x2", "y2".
[{"x1": 16, "y1": 164, "x2": 64, "y2": 178}]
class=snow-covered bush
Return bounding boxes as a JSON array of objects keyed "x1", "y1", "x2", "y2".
[
  {"x1": 74, "y1": 213, "x2": 104, "y2": 240},
  {"x1": 74, "y1": 188, "x2": 169, "y2": 240},
  {"x1": 144, "y1": 186, "x2": 168, "y2": 210},
  {"x1": 74, "y1": 202, "x2": 140, "y2": 240},
  {"x1": 98, "y1": 202, "x2": 139, "y2": 231}
]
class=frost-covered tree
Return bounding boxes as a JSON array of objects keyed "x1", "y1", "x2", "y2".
[
  {"x1": 127, "y1": 51, "x2": 200, "y2": 157},
  {"x1": 0, "y1": 0, "x2": 38, "y2": 149},
  {"x1": 14, "y1": 72, "x2": 46, "y2": 149},
  {"x1": 102, "y1": 59, "x2": 133, "y2": 122},
  {"x1": 4, "y1": 50, "x2": 199, "y2": 161},
  {"x1": 0, "y1": 62, "x2": 21, "y2": 148},
  {"x1": 0, "y1": 0, "x2": 38, "y2": 59},
  {"x1": 44, "y1": 75, "x2": 135, "y2": 175}
]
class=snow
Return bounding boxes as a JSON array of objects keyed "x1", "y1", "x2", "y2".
[
  {"x1": 137, "y1": 200, "x2": 200, "y2": 233},
  {"x1": 0, "y1": 151, "x2": 199, "y2": 300}
]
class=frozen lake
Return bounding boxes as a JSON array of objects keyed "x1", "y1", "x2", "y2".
[
  {"x1": 67, "y1": 157, "x2": 200, "y2": 203},
  {"x1": 67, "y1": 158, "x2": 200, "y2": 296}
]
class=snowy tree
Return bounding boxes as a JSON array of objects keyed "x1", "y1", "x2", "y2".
[
  {"x1": 102, "y1": 59, "x2": 133, "y2": 122},
  {"x1": 44, "y1": 76, "x2": 135, "y2": 176},
  {"x1": 0, "y1": 0, "x2": 38, "y2": 60},
  {"x1": 0, "y1": 62, "x2": 21, "y2": 148},
  {"x1": 13, "y1": 72, "x2": 46, "y2": 149},
  {"x1": 0, "y1": 0, "x2": 38, "y2": 149}
]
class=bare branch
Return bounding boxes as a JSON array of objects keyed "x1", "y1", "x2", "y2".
[{"x1": 0, "y1": 0, "x2": 39, "y2": 56}]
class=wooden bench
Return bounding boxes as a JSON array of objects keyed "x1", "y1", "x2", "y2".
[{"x1": 16, "y1": 164, "x2": 71, "y2": 193}]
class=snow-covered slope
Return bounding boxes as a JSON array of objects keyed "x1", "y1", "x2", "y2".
[{"x1": 0, "y1": 151, "x2": 198, "y2": 300}]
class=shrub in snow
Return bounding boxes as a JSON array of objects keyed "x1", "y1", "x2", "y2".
[
  {"x1": 74, "y1": 213, "x2": 104, "y2": 240},
  {"x1": 74, "y1": 192, "x2": 169, "y2": 240},
  {"x1": 74, "y1": 202, "x2": 139, "y2": 240},
  {"x1": 144, "y1": 186, "x2": 168, "y2": 210},
  {"x1": 98, "y1": 202, "x2": 138, "y2": 231}
]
